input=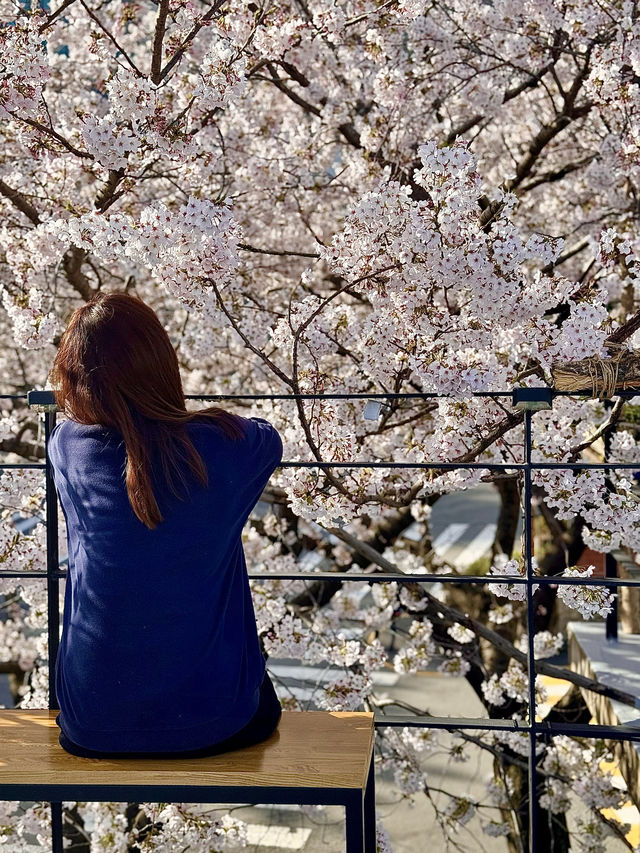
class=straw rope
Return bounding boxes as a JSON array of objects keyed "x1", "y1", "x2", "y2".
[
  {"x1": 587, "y1": 344, "x2": 625, "y2": 398},
  {"x1": 552, "y1": 343, "x2": 640, "y2": 397}
]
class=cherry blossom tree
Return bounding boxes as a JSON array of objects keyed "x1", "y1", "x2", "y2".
[{"x1": 1, "y1": 0, "x2": 640, "y2": 849}]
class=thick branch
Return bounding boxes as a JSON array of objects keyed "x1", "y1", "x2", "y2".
[
  {"x1": 62, "y1": 247, "x2": 94, "y2": 300},
  {"x1": 94, "y1": 168, "x2": 126, "y2": 213},
  {"x1": 0, "y1": 437, "x2": 44, "y2": 460},
  {"x1": 606, "y1": 310, "x2": 640, "y2": 344},
  {"x1": 150, "y1": 0, "x2": 170, "y2": 84},
  {"x1": 0, "y1": 179, "x2": 41, "y2": 225},
  {"x1": 238, "y1": 243, "x2": 319, "y2": 259}
]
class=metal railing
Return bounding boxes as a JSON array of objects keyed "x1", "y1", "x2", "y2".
[{"x1": 2, "y1": 386, "x2": 640, "y2": 852}]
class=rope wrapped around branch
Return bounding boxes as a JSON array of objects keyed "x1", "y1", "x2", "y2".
[{"x1": 551, "y1": 343, "x2": 640, "y2": 398}]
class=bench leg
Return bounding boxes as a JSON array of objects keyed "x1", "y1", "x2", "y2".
[
  {"x1": 345, "y1": 791, "x2": 365, "y2": 853},
  {"x1": 364, "y1": 757, "x2": 376, "y2": 853},
  {"x1": 51, "y1": 801, "x2": 63, "y2": 853}
]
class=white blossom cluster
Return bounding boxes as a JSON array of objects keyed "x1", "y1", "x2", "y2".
[
  {"x1": 133, "y1": 804, "x2": 248, "y2": 851},
  {"x1": 488, "y1": 556, "x2": 614, "y2": 620},
  {"x1": 480, "y1": 660, "x2": 549, "y2": 708},
  {"x1": 0, "y1": 16, "x2": 50, "y2": 120},
  {"x1": 0, "y1": 288, "x2": 59, "y2": 350},
  {"x1": 189, "y1": 36, "x2": 248, "y2": 112},
  {"x1": 81, "y1": 116, "x2": 140, "y2": 170}
]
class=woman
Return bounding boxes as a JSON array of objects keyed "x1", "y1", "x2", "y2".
[{"x1": 47, "y1": 290, "x2": 283, "y2": 758}]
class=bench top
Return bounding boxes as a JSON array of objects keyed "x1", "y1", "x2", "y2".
[{"x1": 0, "y1": 710, "x2": 374, "y2": 790}]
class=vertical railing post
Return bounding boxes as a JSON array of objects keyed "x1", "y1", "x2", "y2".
[
  {"x1": 605, "y1": 552, "x2": 618, "y2": 642},
  {"x1": 44, "y1": 409, "x2": 60, "y2": 711},
  {"x1": 27, "y1": 390, "x2": 61, "y2": 709},
  {"x1": 27, "y1": 390, "x2": 63, "y2": 853},
  {"x1": 523, "y1": 408, "x2": 538, "y2": 853},
  {"x1": 513, "y1": 387, "x2": 552, "y2": 853},
  {"x1": 45, "y1": 408, "x2": 64, "y2": 853},
  {"x1": 603, "y1": 402, "x2": 619, "y2": 642}
]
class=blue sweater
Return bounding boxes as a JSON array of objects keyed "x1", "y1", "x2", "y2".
[{"x1": 47, "y1": 414, "x2": 283, "y2": 752}]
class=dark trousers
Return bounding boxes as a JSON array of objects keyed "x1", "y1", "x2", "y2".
[{"x1": 56, "y1": 671, "x2": 282, "y2": 759}]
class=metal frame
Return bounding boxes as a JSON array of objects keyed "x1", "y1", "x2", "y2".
[
  {"x1": 1, "y1": 387, "x2": 640, "y2": 852},
  {"x1": 1, "y1": 780, "x2": 376, "y2": 853}
]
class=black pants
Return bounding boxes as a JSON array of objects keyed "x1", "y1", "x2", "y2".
[{"x1": 56, "y1": 672, "x2": 282, "y2": 759}]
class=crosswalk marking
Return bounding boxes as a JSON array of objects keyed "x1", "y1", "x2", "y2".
[
  {"x1": 454, "y1": 524, "x2": 498, "y2": 569},
  {"x1": 245, "y1": 824, "x2": 312, "y2": 849},
  {"x1": 401, "y1": 522, "x2": 423, "y2": 542},
  {"x1": 269, "y1": 663, "x2": 399, "y2": 687},
  {"x1": 431, "y1": 523, "x2": 469, "y2": 554},
  {"x1": 429, "y1": 522, "x2": 496, "y2": 568}
]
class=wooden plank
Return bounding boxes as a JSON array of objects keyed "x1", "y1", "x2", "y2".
[{"x1": 0, "y1": 710, "x2": 374, "y2": 790}]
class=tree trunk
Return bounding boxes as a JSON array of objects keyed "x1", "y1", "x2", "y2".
[{"x1": 493, "y1": 477, "x2": 521, "y2": 559}]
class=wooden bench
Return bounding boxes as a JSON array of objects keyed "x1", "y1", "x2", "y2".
[{"x1": 0, "y1": 709, "x2": 376, "y2": 852}]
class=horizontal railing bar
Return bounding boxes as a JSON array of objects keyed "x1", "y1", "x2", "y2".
[
  {"x1": 182, "y1": 390, "x2": 640, "y2": 400},
  {"x1": 246, "y1": 573, "x2": 632, "y2": 586},
  {"x1": 374, "y1": 716, "x2": 640, "y2": 738},
  {"x1": 0, "y1": 784, "x2": 361, "y2": 805},
  {"x1": 0, "y1": 464, "x2": 45, "y2": 469},
  {"x1": 4, "y1": 390, "x2": 640, "y2": 403},
  {"x1": 276, "y1": 462, "x2": 640, "y2": 470},
  {"x1": 0, "y1": 461, "x2": 639, "y2": 472},
  {"x1": 374, "y1": 715, "x2": 520, "y2": 731},
  {"x1": 0, "y1": 569, "x2": 635, "y2": 586},
  {"x1": 188, "y1": 392, "x2": 515, "y2": 400}
]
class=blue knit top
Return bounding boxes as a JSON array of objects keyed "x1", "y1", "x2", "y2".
[{"x1": 48, "y1": 414, "x2": 282, "y2": 752}]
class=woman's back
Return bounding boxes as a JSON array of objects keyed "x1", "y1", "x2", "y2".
[{"x1": 49, "y1": 414, "x2": 283, "y2": 753}]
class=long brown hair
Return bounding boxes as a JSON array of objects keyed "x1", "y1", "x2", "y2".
[{"x1": 50, "y1": 290, "x2": 246, "y2": 529}]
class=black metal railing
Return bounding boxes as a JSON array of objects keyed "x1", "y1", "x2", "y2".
[{"x1": 2, "y1": 387, "x2": 640, "y2": 853}]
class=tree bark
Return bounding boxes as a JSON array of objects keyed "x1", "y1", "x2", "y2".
[{"x1": 493, "y1": 477, "x2": 521, "y2": 559}]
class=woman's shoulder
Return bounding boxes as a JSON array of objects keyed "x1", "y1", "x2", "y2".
[
  {"x1": 187, "y1": 414, "x2": 280, "y2": 453},
  {"x1": 48, "y1": 418, "x2": 120, "y2": 464},
  {"x1": 50, "y1": 418, "x2": 116, "y2": 441}
]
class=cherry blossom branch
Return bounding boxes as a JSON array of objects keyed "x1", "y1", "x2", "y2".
[
  {"x1": 445, "y1": 61, "x2": 559, "y2": 144},
  {"x1": 454, "y1": 410, "x2": 524, "y2": 463},
  {"x1": 568, "y1": 397, "x2": 624, "y2": 458},
  {"x1": 606, "y1": 310, "x2": 640, "y2": 344},
  {"x1": 326, "y1": 524, "x2": 640, "y2": 708},
  {"x1": 238, "y1": 243, "x2": 319, "y2": 258},
  {"x1": 541, "y1": 237, "x2": 590, "y2": 274},
  {"x1": 344, "y1": 0, "x2": 399, "y2": 27},
  {"x1": 21, "y1": 118, "x2": 92, "y2": 159},
  {"x1": 520, "y1": 154, "x2": 597, "y2": 193},
  {"x1": 206, "y1": 277, "x2": 295, "y2": 389},
  {"x1": 150, "y1": 0, "x2": 171, "y2": 84},
  {"x1": 38, "y1": 0, "x2": 79, "y2": 33},
  {"x1": 0, "y1": 181, "x2": 93, "y2": 299},
  {"x1": 287, "y1": 266, "x2": 428, "y2": 507},
  {"x1": 159, "y1": 0, "x2": 228, "y2": 82},
  {"x1": 77, "y1": 0, "x2": 144, "y2": 77}
]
